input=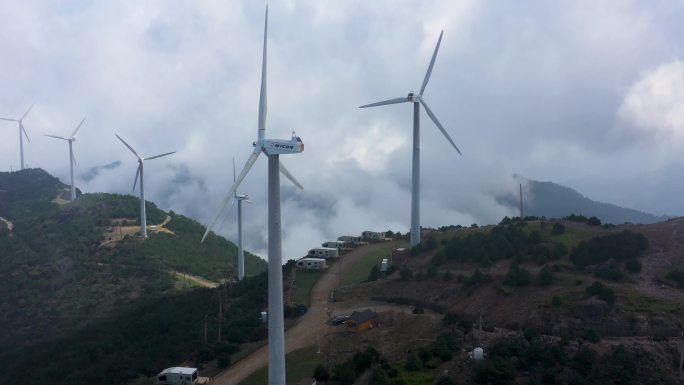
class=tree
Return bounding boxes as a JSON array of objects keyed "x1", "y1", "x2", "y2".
[
  {"x1": 400, "y1": 265, "x2": 413, "y2": 280},
  {"x1": 587, "y1": 216, "x2": 602, "y2": 226},
  {"x1": 313, "y1": 364, "x2": 330, "y2": 381},
  {"x1": 368, "y1": 265, "x2": 382, "y2": 281},
  {"x1": 551, "y1": 222, "x2": 565, "y2": 235},
  {"x1": 405, "y1": 351, "x2": 423, "y2": 371},
  {"x1": 538, "y1": 265, "x2": 554, "y2": 286}
]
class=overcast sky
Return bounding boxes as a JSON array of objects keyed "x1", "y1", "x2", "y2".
[{"x1": 1, "y1": 1, "x2": 684, "y2": 259}]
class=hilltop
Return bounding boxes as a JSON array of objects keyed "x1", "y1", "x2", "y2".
[
  {"x1": 500, "y1": 177, "x2": 669, "y2": 224},
  {"x1": 0, "y1": 169, "x2": 267, "y2": 375}
]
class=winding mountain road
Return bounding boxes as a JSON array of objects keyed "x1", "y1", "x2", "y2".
[{"x1": 210, "y1": 241, "x2": 396, "y2": 385}]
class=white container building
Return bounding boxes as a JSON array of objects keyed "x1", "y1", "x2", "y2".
[
  {"x1": 322, "y1": 240, "x2": 347, "y2": 250},
  {"x1": 296, "y1": 257, "x2": 328, "y2": 270},
  {"x1": 307, "y1": 247, "x2": 339, "y2": 259},
  {"x1": 338, "y1": 235, "x2": 361, "y2": 245},
  {"x1": 157, "y1": 367, "x2": 198, "y2": 385}
]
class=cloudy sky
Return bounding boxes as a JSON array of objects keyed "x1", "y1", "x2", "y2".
[{"x1": 1, "y1": 1, "x2": 683, "y2": 259}]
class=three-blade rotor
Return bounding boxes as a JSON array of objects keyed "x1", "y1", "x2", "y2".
[
  {"x1": 358, "y1": 30, "x2": 461, "y2": 155},
  {"x1": 115, "y1": 134, "x2": 176, "y2": 193},
  {"x1": 1, "y1": 104, "x2": 34, "y2": 143}
]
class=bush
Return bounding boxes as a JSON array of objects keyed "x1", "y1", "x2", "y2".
[
  {"x1": 474, "y1": 358, "x2": 515, "y2": 385},
  {"x1": 585, "y1": 281, "x2": 616, "y2": 304},
  {"x1": 424, "y1": 235, "x2": 437, "y2": 251},
  {"x1": 504, "y1": 262, "x2": 532, "y2": 287},
  {"x1": 368, "y1": 265, "x2": 382, "y2": 281},
  {"x1": 464, "y1": 270, "x2": 493, "y2": 288},
  {"x1": 399, "y1": 265, "x2": 413, "y2": 281},
  {"x1": 551, "y1": 223, "x2": 566, "y2": 235},
  {"x1": 665, "y1": 270, "x2": 684, "y2": 286},
  {"x1": 538, "y1": 265, "x2": 554, "y2": 286},
  {"x1": 405, "y1": 351, "x2": 423, "y2": 371},
  {"x1": 412, "y1": 306, "x2": 424, "y2": 314},
  {"x1": 625, "y1": 258, "x2": 642, "y2": 273},
  {"x1": 217, "y1": 353, "x2": 231, "y2": 368},
  {"x1": 436, "y1": 377, "x2": 457, "y2": 385},
  {"x1": 313, "y1": 364, "x2": 330, "y2": 381},
  {"x1": 570, "y1": 230, "x2": 648, "y2": 268},
  {"x1": 583, "y1": 329, "x2": 601, "y2": 343},
  {"x1": 587, "y1": 216, "x2": 602, "y2": 226}
]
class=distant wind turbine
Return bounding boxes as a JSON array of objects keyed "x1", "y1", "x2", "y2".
[
  {"x1": 45, "y1": 117, "x2": 86, "y2": 201},
  {"x1": 115, "y1": 134, "x2": 175, "y2": 238},
  {"x1": 360, "y1": 31, "x2": 461, "y2": 247},
  {"x1": 202, "y1": 6, "x2": 304, "y2": 385},
  {"x1": 0, "y1": 104, "x2": 34, "y2": 170},
  {"x1": 233, "y1": 158, "x2": 254, "y2": 281}
]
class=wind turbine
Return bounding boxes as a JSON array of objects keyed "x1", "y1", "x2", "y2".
[
  {"x1": 202, "y1": 6, "x2": 304, "y2": 385},
  {"x1": 115, "y1": 134, "x2": 175, "y2": 238},
  {"x1": 232, "y1": 158, "x2": 253, "y2": 281},
  {"x1": 0, "y1": 104, "x2": 34, "y2": 170},
  {"x1": 45, "y1": 118, "x2": 85, "y2": 201},
  {"x1": 360, "y1": 31, "x2": 461, "y2": 247}
]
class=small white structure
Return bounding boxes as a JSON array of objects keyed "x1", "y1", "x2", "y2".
[
  {"x1": 470, "y1": 347, "x2": 485, "y2": 361},
  {"x1": 338, "y1": 235, "x2": 361, "y2": 245},
  {"x1": 362, "y1": 231, "x2": 386, "y2": 241},
  {"x1": 322, "y1": 240, "x2": 346, "y2": 250},
  {"x1": 157, "y1": 367, "x2": 198, "y2": 385},
  {"x1": 381, "y1": 258, "x2": 389, "y2": 272},
  {"x1": 261, "y1": 311, "x2": 268, "y2": 322},
  {"x1": 308, "y1": 247, "x2": 339, "y2": 259},
  {"x1": 297, "y1": 257, "x2": 327, "y2": 270}
]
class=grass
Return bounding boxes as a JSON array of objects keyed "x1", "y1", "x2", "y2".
[
  {"x1": 291, "y1": 270, "x2": 323, "y2": 306},
  {"x1": 172, "y1": 272, "x2": 205, "y2": 291},
  {"x1": 341, "y1": 247, "x2": 393, "y2": 286},
  {"x1": 618, "y1": 289, "x2": 681, "y2": 314},
  {"x1": 237, "y1": 346, "x2": 323, "y2": 385},
  {"x1": 397, "y1": 366, "x2": 433, "y2": 385}
]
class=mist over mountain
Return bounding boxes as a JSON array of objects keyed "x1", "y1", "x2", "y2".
[{"x1": 500, "y1": 176, "x2": 669, "y2": 224}]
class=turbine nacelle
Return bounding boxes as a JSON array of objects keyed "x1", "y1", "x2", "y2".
[
  {"x1": 236, "y1": 193, "x2": 250, "y2": 200},
  {"x1": 407, "y1": 92, "x2": 420, "y2": 103},
  {"x1": 260, "y1": 132, "x2": 304, "y2": 156}
]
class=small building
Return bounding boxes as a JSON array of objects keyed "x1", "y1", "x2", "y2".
[
  {"x1": 157, "y1": 367, "x2": 198, "y2": 385},
  {"x1": 296, "y1": 257, "x2": 327, "y2": 270},
  {"x1": 307, "y1": 247, "x2": 339, "y2": 259},
  {"x1": 362, "y1": 231, "x2": 386, "y2": 241},
  {"x1": 322, "y1": 240, "x2": 347, "y2": 250},
  {"x1": 380, "y1": 258, "x2": 389, "y2": 272},
  {"x1": 346, "y1": 309, "x2": 377, "y2": 333}
]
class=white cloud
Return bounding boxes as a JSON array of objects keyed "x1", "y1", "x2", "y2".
[{"x1": 618, "y1": 60, "x2": 684, "y2": 143}]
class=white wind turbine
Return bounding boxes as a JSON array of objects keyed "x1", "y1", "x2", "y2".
[
  {"x1": 360, "y1": 31, "x2": 461, "y2": 247},
  {"x1": 45, "y1": 118, "x2": 86, "y2": 201},
  {"x1": 202, "y1": 6, "x2": 304, "y2": 385},
  {"x1": 0, "y1": 104, "x2": 34, "y2": 170},
  {"x1": 232, "y1": 158, "x2": 254, "y2": 281},
  {"x1": 116, "y1": 134, "x2": 175, "y2": 238}
]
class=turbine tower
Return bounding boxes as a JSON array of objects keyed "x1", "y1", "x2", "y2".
[
  {"x1": 360, "y1": 31, "x2": 461, "y2": 247},
  {"x1": 45, "y1": 117, "x2": 86, "y2": 201},
  {"x1": 0, "y1": 104, "x2": 34, "y2": 170},
  {"x1": 202, "y1": 7, "x2": 304, "y2": 385},
  {"x1": 116, "y1": 134, "x2": 175, "y2": 238}
]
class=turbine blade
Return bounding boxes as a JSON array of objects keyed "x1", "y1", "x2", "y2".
[
  {"x1": 244, "y1": 200, "x2": 255, "y2": 204},
  {"x1": 132, "y1": 165, "x2": 141, "y2": 193},
  {"x1": 420, "y1": 30, "x2": 443, "y2": 96},
  {"x1": 21, "y1": 122, "x2": 31, "y2": 143},
  {"x1": 115, "y1": 134, "x2": 141, "y2": 159},
  {"x1": 70, "y1": 117, "x2": 85, "y2": 138},
  {"x1": 359, "y1": 97, "x2": 408, "y2": 108},
  {"x1": 257, "y1": 5, "x2": 268, "y2": 137},
  {"x1": 20, "y1": 104, "x2": 34, "y2": 121},
  {"x1": 217, "y1": 199, "x2": 237, "y2": 233},
  {"x1": 201, "y1": 147, "x2": 261, "y2": 243},
  {"x1": 72, "y1": 151, "x2": 78, "y2": 168},
  {"x1": 420, "y1": 99, "x2": 462, "y2": 155},
  {"x1": 145, "y1": 151, "x2": 176, "y2": 160},
  {"x1": 44, "y1": 134, "x2": 68, "y2": 140},
  {"x1": 0, "y1": 118, "x2": 18, "y2": 122},
  {"x1": 279, "y1": 162, "x2": 303, "y2": 190}
]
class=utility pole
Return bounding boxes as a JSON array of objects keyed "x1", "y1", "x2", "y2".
[{"x1": 519, "y1": 183, "x2": 523, "y2": 219}]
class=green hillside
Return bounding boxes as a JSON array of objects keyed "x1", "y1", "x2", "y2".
[{"x1": 0, "y1": 169, "x2": 267, "y2": 362}]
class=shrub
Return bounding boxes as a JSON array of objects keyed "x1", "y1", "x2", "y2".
[
  {"x1": 551, "y1": 296, "x2": 562, "y2": 307},
  {"x1": 368, "y1": 265, "x2": 382, "y2": 281},
  {"x1": 625, "y1": 258, "x2": 642, "y2": 273},
  {"x1": 570, "y1": 230, "x2": 648, "y2": 268},
  {"x1": 583, "y1": 329, "x2": 601, "y2": 343},
  {"x1": 463, "y1": 270, "x2": 493, "y2": 288},
  {"x1": 585, "y1": 281, "x2": 616, "y2": 304},
  {"x1": 424, "y1": 235, "x2": 438, "y2": 251},
  {"x1": 587, "y1": 216, "x2": 602, "y2": 226},
  {"x1": 504, "y1": 262, "x2": 532, "y2": 287},
  {"x1": 551, "y1": 223, "x2": 566, "y2": 235},
  {"x1": 400, "y1": 265, "x2": 413, "y2": 281},
  {"x1": 436, "y1": 377, "x2": 457, "y2": 385},
  {"x1": 474, "y1": 358, "x2": 515, "y2": 385},
  {"x1": 538, "y1": 265, "x2": 554, "y2": 286},
  {"x1": 313, "y1": 364, "x2": 330, "y2": 381},
  {"x1": 405, "y1": 351, "x2": 423, "y2": 371},
  {"x1": 665, "y1": 270, "x2": 684, "y2": 286},
  {"x1": 217, "y1": 353, "x2": 231, "y2": 368}
]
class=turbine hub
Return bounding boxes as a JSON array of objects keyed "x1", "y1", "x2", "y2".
[{"x1": 407, "y1": 92, "x2": 420, "y2": 102}]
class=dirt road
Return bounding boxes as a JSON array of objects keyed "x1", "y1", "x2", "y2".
[
  {"x1": 210, "y1": 241, "x2": 397, "y2": 385},
  {"x1": 171, "y1": 271, "x2": 219, "y2": 288}
]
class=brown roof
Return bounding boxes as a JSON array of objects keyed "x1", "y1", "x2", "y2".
[{"x1": 348, "y1": 309, "x2": 376, "y2": 324}]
